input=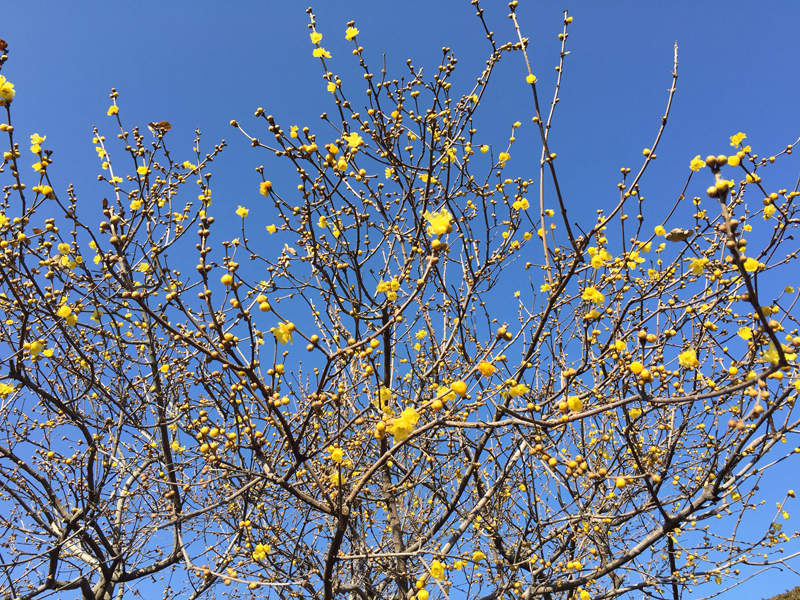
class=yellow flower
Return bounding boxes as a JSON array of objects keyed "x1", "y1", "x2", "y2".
[
  {"x1": 567, "y1": 395, "x2": 583, "y2": 412},
  {"x1": 30, "y1": 133, "x2": 45, "y2": 153},
  {"x1": 136, "y1": 166, "x2": 148, "y2": 175},
  {"x1": 763, "y1": 204, "x2": 776, "y2": 220},
  {"x1": 343, "y1": 132, "x2": 363, "y2": 148},
  {"x1": 389, "y1": 406, "x2": 420, "y2": 443},
  {"x1": 526, "y1": 74, "x2": 537, "y2": 84},
  {"x1": 266, "y1": 224, "x2": 277, "y2": 234},
  {"x1": 477, "y1": 361, "x2": 496, "y2": 377},
  {"x1": 737, "y1": 327, "x2": 753, "y2": 340},
  {"x1": 310, "y1": 32, "x2": 323, "y2": 44},
  {"x1": 730, "y1": 132, "x2": 747, "y2": 147},
  {"x1": 375, "y1": 386, "x2": 394, "y2": 414},
  {"x1": 450, "y1": 380, "x2": 468, "y2": 397},
  {"x1": 689, "y1": 257, "x2": 708, "y2": 275},
  {"x1": 328, "y1": 446, "x2": 344, "y2": 463},
  {"x1": 582, "y1": 286, "x2": 605, "y2": 305},
  {"x1": 498, "y1": 152, "x2": 510, "y2": 165},
  {"x1": 0, "y1": 75, "x2": 15, "y2": 102},
  {"x1": 743, "y1": 257, "x2": 759, "y2": 272},
  {"x1": 271, "y1": 322, "x2": 294, "y2": 345},
  {"x1": 423, "y1": 209, "x2": 453, "y2": 237},
  {"x1": 345, "y1": 26, "x2": 359, "y2": 41},
  {"x1": 312, "y1": 47, "x2": 331, "y2": 59},
  {"x1": 689, "y1": 155, "x2": 705, "y2": 171},
  {"x1": 236, "y1": 205, "x2": 249, "y2": 218},
  {"x1": 472, "y1": 550, "x2": 486, "y2": 562},
  {"x1": 480, "y1": 144, "x2": 489, "y2": 153},
  {"x1": 654, "y1": 225, "x2": 666, "y2": 236},
  {"x1": 678, "y1": 348, "x2": 699, "y2": 370},
  {"x1": 512, "y1": 197, "x2": 529, "y2": 210},
  {"x1": 327, "y1": 81, "x2": 337, "y2": 93},
  {"x1": 57, "y1": 304, "x2": 73, "y2": 318},
  {"x1": 0, "y1": 382, "x2": 16, "y2": 398},
  {"x1": 107, "y1": 105, "x2": 119, "y2": 116},
  {"x1": 260, "y1": 181, "x2": 273, "y2": 196},
  {"x1": 430, "y1": 559, "x2": 444, "y2": 580}
]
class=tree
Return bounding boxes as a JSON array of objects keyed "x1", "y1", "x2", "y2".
[{"x1": 1, "y1": 3, "x2": 799, "y2": 599}]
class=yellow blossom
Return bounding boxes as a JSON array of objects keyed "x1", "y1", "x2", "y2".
[
  {"x1": 312, "y1": 48, "x2": 331, "y2": 59},
  {"x1": 345, "y1": 26, "x2": 359, "y2": 41},
  {"x1": 654, "y1": 225, "x2": 666, "y2": 236},
  {"x1": 389, "y1": 406, "x2": 420, "y2": 443},
  {"x1": 266, "y1": 224, "x2": 277, "y2": 234},
  {"x1": 678, "y1": 348, "x2": 699, "y2": 370},
  {"x1": 743, "y1": 257, "x2": 759, "y2": 272},
  {"x1": 423, "y1": 209, "x2": 453, "y2": 237},
  {"x1": 0, "y1": 382, "x2": 16, "y2": 398},
  {"x1": 136, "y1": 166, "x2": 148, "y2": 175},
  {"x1": 310, "y1": 32, "x2": 323, "y2": 44},
  {"x1": 477, "y1": 361, "x2": 496, "y2": 377},
  {"x1": 236, "y1": 205, "x2": 249, "y2": 218},
  {"x1": 582, "y1": 286, "x2": 605, "y2": 305},
  {"x1": 343, "y1": 132, "x2": 363, "y2": 148},
  {"x1": 730, "y1": 132, "x2": 747, "y2": 147},
  {"x1": 526, "y1": 74, "x2": 537, "y2": 84},
  {"x1": 260, "y1": 181, "x2": 273, "y2": 196},
  {"x1": 0, "y1": 75, "x2": 15, "y2": 102},
  {"x1": 107, "y1": 105, "x2": 119, "y2": 116},
  {"x1": 271, "y1": 322, "x2": 294, "y2": 345},
  {"x1": 430, "y1": 559, "x2": 444, "y2": 580},
  {"x1": 689, "y1": 155, "x2": 705, "y2": 171}
]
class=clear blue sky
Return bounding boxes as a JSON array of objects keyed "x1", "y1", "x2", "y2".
[{"x1": 4, "y1": 1, "x2": 800, "y2": 598}]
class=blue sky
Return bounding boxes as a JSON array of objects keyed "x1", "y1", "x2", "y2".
[{"x1": 4, "y1": 1, "x2": 800, "y2": 598}]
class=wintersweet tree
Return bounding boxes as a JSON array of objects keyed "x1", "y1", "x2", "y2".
[{"x1": 1, "y1": 4, "x2": 799, "y2": 600}]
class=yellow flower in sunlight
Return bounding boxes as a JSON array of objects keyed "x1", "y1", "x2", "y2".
[
  {"x1": 260, "y1": 181, "x2": 273, "y2": 196},
  {"x1": 477, "y1": 361, "x2": 495, "y2": 377},
  {"x1": 430, "y1": 559, "x2": 445, "y2": 580},
  {"x1": 689, "y1": 155, "x2": 705, "y2": 171},
  {"x1": 389, "y1": 406, "x2": 420, "y2": 443},
  {"x1": 472, "y1": 550, "x2": 486, "y2": 562},
  {"x1": 327, "y1": 81, "x2": 337, "y2": 93},
  {"x1": 266, "y1": 224, "x2": 277, "y2": 234},
  {"x1": 689, "y1": 257, "x2": 708, "y2": 275},
  {"x1": 236, "y1": 205, "x2": 249, "y2": 218},
  {"x1": 327, "y1": 446, "x2": 344, "y2": 463},
  {"x1": 498, "y1": 152, "x2": 510, "y2": 165},
  {"x1": 136, "y1": 166, "x2": 148, "y2": 175},
  {"x1": 312, "y1": 47, "x2": 331, "y2": 59},
  {"x1": 107, "y1": 105, "x2": 119, "y2": 116},
  {"x1": 730, "y1": 132, "x2": 746, "y2": 147},
  {"x1": 654, "y1": 225, "x2": 666, "y2": 236},
  {"x1": 271, "y1": 322, "x2": 294, "y2": 345},
  {"x1": 512, "y1": 197, "x2": 529, "y2": 210},
  {"x1": 0, "y1": 75, "x2": 15, "y2": 102},
  {"x1": 0, "y1": 382, "x2": 16, "y2": 398},
  {"x1": 737, "y1": 326, "x2": 753, "y2": 341},
  {"x1": 480, "y1": 144, "x2": 489, "y2": 153},
  {"x1": 567, "y1": 395, "x2": 583, "y2": 412},
  {"x1": 343, "y1": 132, "x2": 364, "y2": 148},
  {"x1": 30, "y1": 133, "x2": 45, "y2": 153},
  {"x1": 415, "y1": 330, "x2": 427, "y2": 340},
  {"x1": 310, "y1": 32, "x2": 323, "y2": 44},
  {"x1": 743, "y1": 257, "x2": 759, "y2": 273},
  {"x1": 526, "y1": 74, "x2": 537, "y2": 84},
  {"x1": 423, "y1": 209, "x2": 453, "y2": 237},
  {"x1": 345, "y1": 26, "x2": 360, "y2": 41},
  {"x1": 678, "y1": 348, "x2": 699, "y2": 370},
  {"x1": 375, "y1": 386, "x2": 394, "y2": 414},
  {"x1": 582, "y1": 286, "x2": 605, "y2": 305}
]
